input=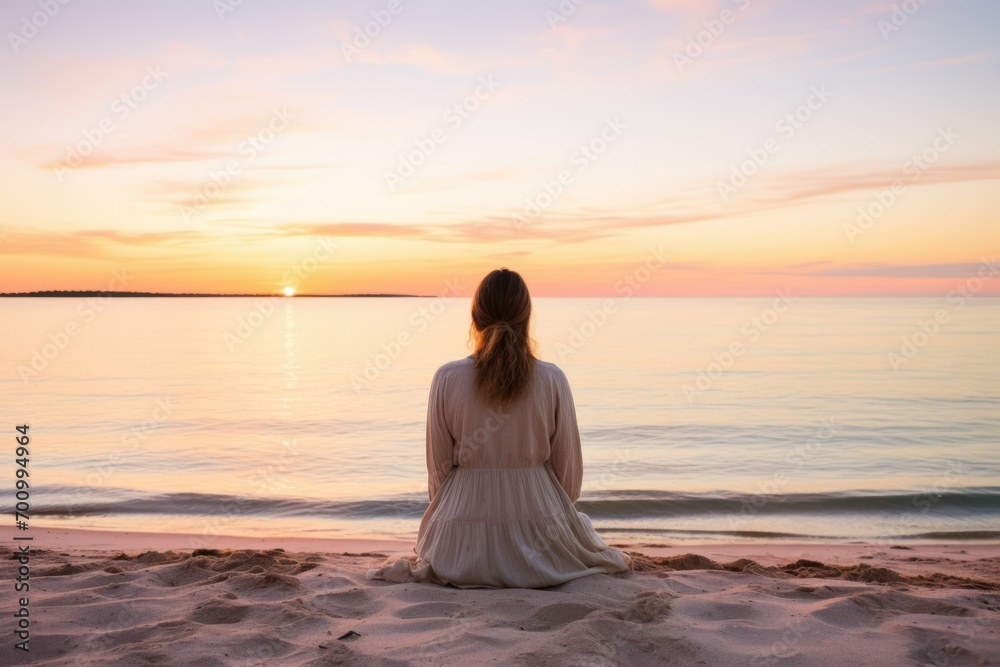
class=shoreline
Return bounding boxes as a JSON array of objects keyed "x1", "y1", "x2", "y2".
[
  {"x1": 0, "y1": 525, "x2": 414, "y2": 554},
  {"x1": 9, "y1": 524, "x2": 1000, "y2": 556},
  {"x1": 3, "y1": 525, "x2": 998, "y2": 664}
]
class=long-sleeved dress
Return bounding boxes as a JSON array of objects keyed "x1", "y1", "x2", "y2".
[{"x1": 366, "y1": 356, "x2": 632, "y2": 588}]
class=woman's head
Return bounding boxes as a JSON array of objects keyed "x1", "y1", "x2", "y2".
[{"x1": 469, "y1": 268, "x2": 536, "y2": 408}]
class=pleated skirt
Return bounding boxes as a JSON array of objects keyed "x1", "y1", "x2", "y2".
[{"x1": 413, "y1": 463, "x2": 632, "y2": 588}]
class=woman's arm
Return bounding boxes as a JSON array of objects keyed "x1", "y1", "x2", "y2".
[
  {"x1": 548, "y1": 369, "x2": 584, "y2": 503},
  {"x1": 425, "y1": 367, "x2": 455, "y2": 502}
]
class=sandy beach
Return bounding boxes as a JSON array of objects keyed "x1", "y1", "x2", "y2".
[{"x1": 2, "y1": 526, "x2": 997, "y2": 666}]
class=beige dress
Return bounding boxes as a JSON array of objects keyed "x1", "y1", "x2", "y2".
[{"x1": 366, "y1": 356, "x2": 632, "y2": 588}]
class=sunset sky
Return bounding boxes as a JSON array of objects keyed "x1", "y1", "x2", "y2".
[{"x1": 1, "y1": 0, "x2": 998, "y2": 296}]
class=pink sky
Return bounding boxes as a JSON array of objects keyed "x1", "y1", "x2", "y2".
[{"x1": 0, "y1": 0, "x2": 998, "y2": 296}]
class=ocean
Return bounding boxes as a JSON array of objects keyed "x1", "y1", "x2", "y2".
[{"x1": 3, "y1": 296, "x2": 998, "y2": 545}]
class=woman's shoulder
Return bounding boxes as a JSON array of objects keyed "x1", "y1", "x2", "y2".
[
  {"x1": 432, "y1": 356, "x2": 475, "y2": 378},
  {"x1": 533, "y1": 358, "x2": 570, "y2": 385}
]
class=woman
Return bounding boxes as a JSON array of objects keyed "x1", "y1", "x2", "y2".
[{"x1": 367, "y1": 268, "x2": 632, "y2": 588}]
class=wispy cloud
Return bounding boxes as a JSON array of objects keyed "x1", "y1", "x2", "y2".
[
  {"x1": 0, "y1": 228, "x2": 207, "y2": 259},
  {"x1": 731, "y1": 162, "x2": 1000, "y2": 209},
  {"x1": 649, "y1": 0, "x2": 720, "y2": 17},
  {"x1": 802, "y1": 262, "x2": 997, "y2": 279},
  {"x1": 39, "y1": 148, "x2": 231, "y2": 172},
  {"x1": 864, "y1": 52, "x2": 994, "y2": 74}
]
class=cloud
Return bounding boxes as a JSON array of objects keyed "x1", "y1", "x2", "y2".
[
  {"x1": 802, "y1": 261, "x2": 998, "y2": 279},
  {"x1": 659, "y1": 29, "x2": 832, "y2": 82},
  {"x1": 348, "y1": 40, "x2": 534, "y2": 75},
  {"x1": 0, "y1": 228, "x2": 207, "y2": 259},
  {"x1": 517, "y1": 161, "x2": 1000, "y2": 242},
  {"x1": 864, "y1": 52, "x2": 994, "y2": 74},
  {"x1": 97, "y1": 157, "x2": 1000, "y2": 244},
  {"x1": 145, "y1": 172, "x2": 306, "y2": 217},
  {"x1": 279, "y1": 222, "x2": 438, "y2": 239},
  {"x1": 276, "y1": 207, "x2": 721, "y2": 244},
  {"x1": 5, "y1": 158, "x2": 999, "y2": 264},
  {"x1": 649, "y1": 0, "x2": 718, "y2": 16},
  {"x1": 40, "y1": 148, "x2": 232, "y2": 172},
  {"x1": 390, "y1": 166, "x2": 534, "y2": 195},
  {"x1": 35, "y1": 101, "x2": 312, "y2": 174},
  {"x1": 383, "y1": 43, "x2": 481, "y2": 75},
  {"x1": 733, "y1": 162, "x2": 1000, "y2": 209}
]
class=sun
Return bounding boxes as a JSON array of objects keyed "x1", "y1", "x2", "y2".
[{"x1": 283, "y1": 286, "x2": 296, "y2": 297}]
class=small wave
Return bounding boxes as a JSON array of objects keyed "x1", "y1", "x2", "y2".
[
  {"x1": 32, "y1": 488, "x2": 428, "y2": 519},
  {"x1": 896, "y1": 530, "x2": 1000, "y2": 540},
  {"x1": 31, "y1": 485, "x2": 1000, "y2": 522},
  {"x1": 596, "y1": 527, "x2": 1000, "y2": 541},
  {"x1": 576, "y1": 489, "x2": 1000, "y2": 517}
]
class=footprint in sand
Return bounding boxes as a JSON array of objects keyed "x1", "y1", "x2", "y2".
[
  {"x1": 907, "y1": 628, "x2": 993, "y2": 667},
  {"x1": 37, "y1": 562, "x2": 102, "y2": 577},
  {"x1": 152, "y1": 557, "x2": 223, "y2": 587},
  {"x1": 222, "y1": 572, "x2": 302, "y2": 600},
  {"x1": 312, "y1": 587, "x2": 384, "y2": 618},
  {"x1": 393, "y1": 601, "x2": 468, "y2": 619},
  {"x1": 517, "y1": 602, "x2": 598, "y2": 631},
  {"x1": 188, "y1": 597, "x2": 251, "y2": 625},
  {"x1": 808, "y1": 588, "x2": 972, "y2": 629},
  {"x1": 104, "y1": 617, "x2": 201, "y2": 646}
]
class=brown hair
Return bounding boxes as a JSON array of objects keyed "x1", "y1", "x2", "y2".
[{"x1": 469, "y1": 268, "x2": 537, "y2": 408}]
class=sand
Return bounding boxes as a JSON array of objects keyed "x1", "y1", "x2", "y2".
[{"x1": 1, "y1": 527, "x2": 998, "y2": 666}]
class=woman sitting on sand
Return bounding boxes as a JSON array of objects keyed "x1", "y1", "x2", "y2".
[{"x1": 367, "y1": 268, "x2": 632, "y2": 588}]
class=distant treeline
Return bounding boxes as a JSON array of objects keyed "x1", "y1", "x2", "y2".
[{"x1": 0, "y1": 291, "x2": 422, "y2": 297}]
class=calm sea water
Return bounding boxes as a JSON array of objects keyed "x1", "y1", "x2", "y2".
[{"x1": 2, "y1": 296, "x2": 998, "y2": 544}]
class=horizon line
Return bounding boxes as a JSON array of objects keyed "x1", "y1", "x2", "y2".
[{"x1": 2, "y1": 291, "x2": 999, "y2": 299}]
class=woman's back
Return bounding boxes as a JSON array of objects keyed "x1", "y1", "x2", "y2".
[{"x1": 426, "y1": 356, "x2": 583, "y2": 502}]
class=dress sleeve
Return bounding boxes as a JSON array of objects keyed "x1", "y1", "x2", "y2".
[
  {"x1": 426, "y1": 367, "x2": 455, "y2": 502},
  {"x1": 548, "y1": 369, "x2": 584, "y2": 503}
]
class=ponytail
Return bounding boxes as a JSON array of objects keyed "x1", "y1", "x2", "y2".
[{"x1": 470, "y1": 269, "x2": 536, "y2": 407}]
